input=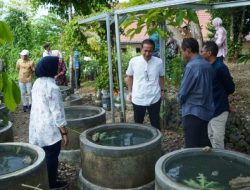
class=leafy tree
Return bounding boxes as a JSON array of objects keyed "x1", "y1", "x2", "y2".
[
  {"x1": 30, "y1": 13, "x2": 64, "y2": 62},
  {"x1": 121, "y1": 0, "x2": 201, "y2": 47},
  {"x1": 0, "y1": 8, "x2": 63, "y2": 80},
  {"x1": 0, "y1": 9, "x2": 33, "y2": 81},
  {"x1": 4, "y1": 9, "x2": 32, "y2": 50},
  {"x1": 61, "y1": 16, "x2": 112, "y2": 90},
  {"x1": 0, "y1": 5, "x2": 64, "y2": 111},
  {"x1": 30, "y1": 0, "x2": 115, "y2": 18},
  {"x1": 0, "y1": 21, "x2": 20, "y2": 111}
]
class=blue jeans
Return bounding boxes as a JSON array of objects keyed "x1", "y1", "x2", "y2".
[{"x1": 42, "y1": 140, "x2": 61, "y2": 188}]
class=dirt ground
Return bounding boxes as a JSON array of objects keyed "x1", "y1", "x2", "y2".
[
  {"x1": 228, "y1": 62, "x2": 250, "y2": 118},
  {"x1": 11, "y1": 62, "x2": 250, "y2": 189}
]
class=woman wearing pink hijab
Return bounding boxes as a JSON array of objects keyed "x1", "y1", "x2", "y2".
[{"x1": 212, "y1": 17, "x2": 227, "y2": 61}]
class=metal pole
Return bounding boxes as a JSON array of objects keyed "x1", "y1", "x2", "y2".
[
  {"x1": 106, "y1": 14, "x2": 115, "y2": 123},
  {"x1": 114, "y1": 14, "x2": 126, "y2": 122},
  {"x1": 159, "y1": 23, "x2": 166, "y2": 72},
  {"x1": 74, "y1": 66, "x2": 78, "y2": 90},
  {"x1": 159, "y1": 23, "x2": 166, "y2": 130}
]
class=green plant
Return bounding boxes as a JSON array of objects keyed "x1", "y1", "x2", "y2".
[
  {"x1": 238, "y1": 53, "x2": 250, "y2": 64},
  {"x1": 95, "y1": 70, "x2": 109, "y2": 90},
  {"x1": 0, "y1": 21, "x2": 13, "y2": 45},
  {"x1": 166, "y1": 56, "x2": 185, "y2": 88},
  {"x1": 183, "y1": 173, "x2": 223, "y2": 190},
  {"x1": 0, "y1": 20, "x2": 20, "y2": 111}
]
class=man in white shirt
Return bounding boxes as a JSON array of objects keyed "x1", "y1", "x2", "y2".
[
  {"x1": 126, "y1": 39, "x2": 165, "y2": 130},
  {"x1": 43, "y1": 43, "x2": 52, "y2": 57}
]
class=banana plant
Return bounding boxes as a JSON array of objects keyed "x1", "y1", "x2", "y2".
[{"x1": 0, "y1": 21, "x2": 20, "y2": 111}]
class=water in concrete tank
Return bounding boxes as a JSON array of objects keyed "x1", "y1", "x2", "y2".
[
  {"x1": 65, "y1": 110, "x2": 98, "y2": 119},
  {"x1": 0, "y1": 152, "x2": 33, "y2": 175},
  {"x1": 90, "y1": 128, "x2": 153, "y2": 146},
  {"x1": 165, "y1": 155, "x2": 250, "y2": 189}
]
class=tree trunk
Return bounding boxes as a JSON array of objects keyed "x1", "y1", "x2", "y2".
[
  {"x1": 165, "y1": 21, "x2": 203, "y2": 50},
  {"x1": 165, "y1": 22, "x2": 183, "y2": 48},
  {"x1": 230, "y1": 14, "x2": 234, "y2": 41},
  {"x1": 238, "y1": 7, "x2": 246, "y2": 43},
  {"x1": 235, "y1": 7, "x2": 246, "y2": 60},
  {"x1": 190, "y1": 21, "x2": 203, "y2": 49}
]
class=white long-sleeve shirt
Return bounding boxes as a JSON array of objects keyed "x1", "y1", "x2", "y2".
[{"x1": 29, "y1": 77, "x2": 67, "y2": 147}]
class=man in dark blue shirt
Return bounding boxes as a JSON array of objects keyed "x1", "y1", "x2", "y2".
[
  {"x1": 177, "y1": 38, "x2": 214, "y2": 148},
  {"x1": 201, "y1": 41, "x2": 235, "y2": 149}
]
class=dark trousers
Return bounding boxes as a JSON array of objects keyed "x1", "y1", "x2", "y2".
[
  {"x1": 133, "y1": 99, "x2": 161, "y2": 130},
  {"x1": 75, "y1": 68, "x2": 81, "y2": 88},
  {"x1": 183, "y1": 115, "x2": 211, "y2": 148},
  {"x1": 42, "y1": 140, "x2": 61, "y2": 188}
]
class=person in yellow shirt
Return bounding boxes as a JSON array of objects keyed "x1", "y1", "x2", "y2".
[{"x1": 16, "y1": 50, "x2": 35, "y2": 112}]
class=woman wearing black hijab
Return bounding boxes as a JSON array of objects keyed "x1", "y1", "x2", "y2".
[{"x1": 29, "y1": 56, "x2": 69, "y2": 189}]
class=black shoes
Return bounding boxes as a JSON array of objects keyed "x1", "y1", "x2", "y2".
[
  {"x1": 23, "y1": 105, "x2": 31, "y2": 112},
  {"x1": 23, "y1": 106, "x2": 28, "y2": 112},
  {"x1": 50, "y1": 180, "x2": 68, "y2": 190}
]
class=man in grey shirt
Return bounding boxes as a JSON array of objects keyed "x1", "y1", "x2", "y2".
[{"x1": 177, "y1": 38, "x2": 214, "y2": 148}]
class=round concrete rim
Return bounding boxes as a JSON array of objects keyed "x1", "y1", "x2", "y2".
[
  {"x1": 59, "y1": 85, "x2": 72, "y2": 92},
  {"x1": 0, "y1": 121, "x2": 12, "y2": 133},
  {"x1": 78, "y1": 169, "x2": 155, "y2": 190},
  {"x1": 64, "y1": 105, "x2": 105, "y2": 122},
  {"x1": 155, "y1": 148, "x2": 250, "y2": 190},
  {"x1": 0, "y1": 142, "x2": 45, "y2": 179},
  {"x1": 64, "y1": 95, "x2": 83, "y2": 106},
  {"x1": 80, "y1": 123, "x2": 162, "y2": 155},
  {"x1": 64, "y1": 94, "x2": 82, "y2": 101}
]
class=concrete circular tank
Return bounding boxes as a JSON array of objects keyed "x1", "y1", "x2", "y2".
[
  {"x1": 155, "y1": 148, "x2": 250, "y2": 190},
  {"x1": 0, "y1": 142, "x2": 49, "y2": 190},
  {"x1": 59, "y1": 106, "x2": 106, "y2": 162},
  {"x1": 0, "y1": 121, "x2": 13, "y2": 143},
  {"x1": 63, "y1": 94, "x2": 83, "y2": 107},
  {"x1": 59, "y1": 85, "x2": 73, "y2": 99},
  {"x1": 79, "y1": 123, "x2": 162, "y2": 189}
]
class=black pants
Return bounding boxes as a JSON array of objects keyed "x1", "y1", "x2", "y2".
[
  {"x1": 42, "y1": 140, "x2": 61, "y2": 188},
  {"x1": 183, "y1": 115, "x2": 211, "y2": 148},
  {"x1": 75, "y1": 68, "x2": 81, "y2": 88},
  {"x1": 133, "y1": 99, "x2": 161, "y2": 130}
]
